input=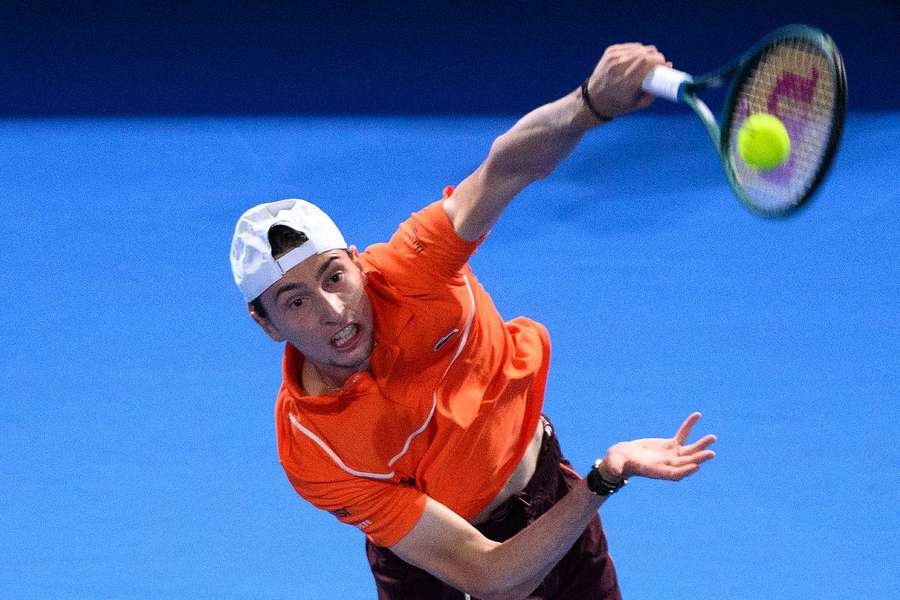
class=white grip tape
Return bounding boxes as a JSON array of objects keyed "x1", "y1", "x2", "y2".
[{"x1": 641, "y1": 66, "x2": 693, "y2": 102}]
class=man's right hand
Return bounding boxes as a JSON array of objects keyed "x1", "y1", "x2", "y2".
[{"x1": 583, "y1": 43, "x2": 672, "y2": 119}]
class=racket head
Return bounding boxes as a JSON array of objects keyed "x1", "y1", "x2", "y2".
[{"x1": 719, "y1": 25, "x2": 848, "y2": 217}]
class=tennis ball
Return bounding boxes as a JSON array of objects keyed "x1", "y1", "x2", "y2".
[{"x1": 737, "y1": 113, "x2": 791, "y2": 170}]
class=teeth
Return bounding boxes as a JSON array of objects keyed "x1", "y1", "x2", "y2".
[{"x1": 332, "y1": 325, "x2": 356, "y2": 345}]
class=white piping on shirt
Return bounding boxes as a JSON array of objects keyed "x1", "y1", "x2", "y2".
[
  {"x1": 289, "y1": 274, "x2": 477, "y2": 480},
  {"x1": 289, "y1": 412, "x2": 396, "y2": 480}
]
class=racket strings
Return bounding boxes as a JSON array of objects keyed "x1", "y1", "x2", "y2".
[{"x1": 727, "y1": 38, "x2": 838, "y2": 214}]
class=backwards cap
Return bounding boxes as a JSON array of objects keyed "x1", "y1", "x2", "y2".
[{"x1": 230, "y1": 199, "x2": 347, "y2": 302}]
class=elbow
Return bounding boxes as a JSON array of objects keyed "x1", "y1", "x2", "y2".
[
  {"x1": 464, "y1": 580, "x2": 503, "y2": 600},
  {"x1": 462, "y1": 564, "x2": 528, "y2": 600},
  {"x1": 455, "y1": 562, "x2": 496, "y2": 600},
  {"x1": 472, "y1": 586, "x2": 529, "y2": 600},
  {"x1": 475, "y1": 591, "x2": 514, "y2": 600}
]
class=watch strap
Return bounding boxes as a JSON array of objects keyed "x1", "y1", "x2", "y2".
[{"x1": 587, "y1": 459, "x2": 628, "y2": 496}]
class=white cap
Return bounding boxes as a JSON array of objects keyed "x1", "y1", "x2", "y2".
[{"x1": 230, "y1": 199, "x2": 348, "y2": 302}]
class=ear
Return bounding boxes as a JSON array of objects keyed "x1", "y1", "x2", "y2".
[
  {"x1": 248, "y1": 303, "x2": 285, "y2": 342},
  {"x1": 348, "y1": 245, "x2": 368, "y2": 283}
]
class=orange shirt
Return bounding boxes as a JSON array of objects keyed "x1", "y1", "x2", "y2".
[{"x1": 275, "y1": 195, "x2": 551, "y2": 547}]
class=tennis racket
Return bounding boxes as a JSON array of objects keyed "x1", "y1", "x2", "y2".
[{"x1": 641, "y1": 24, "x2": 847, "y2": 217}]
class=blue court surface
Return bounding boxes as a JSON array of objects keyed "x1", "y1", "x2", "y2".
[{"x1": 2, "y1": 112, "x2": 897, "y2": 598}]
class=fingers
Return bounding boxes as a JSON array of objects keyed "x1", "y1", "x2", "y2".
[
  {"x1": 667, "y1": 464, "x2": 701, "y2": 480},
  {"x1": 635, "y1": 92, "x2": 655, "y2": 110},
  {"x1": 670, "y1": 449, "x2": 716, "y2": 468},
  {"x1": 601, "y1": 43, "x2": 668, "y2": 74},
  {"x1": 680, "y1": 433, "x2": 718, "y2": 455},
  {"x1": 618, "y1": 46, "x2": 668, "y2": 81},
  {"x1": 658, "y1": 449, "x2": 716, "y2": 480},
  {"x1": 667, "y1": 435, "x2": 717, "y2": 480},
  {"x1": 674, "y1": 412, "x2": 702, "y2": 444},
  {"x1": 670, "y1": 414, "x2": 717, "y2": 480},
  {"x1": 587, "y1": 42, "x2": 671, "y2": 118},
  {"x1": 602, "y1": 42, "x2": 646, "y2": 57},
  {"x1": 643, "y1": 463, "x2": 701, "y2": 481}
]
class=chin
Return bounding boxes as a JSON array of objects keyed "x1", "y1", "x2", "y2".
[{"x1": 334, "y1": 336, "x2": 374, "y2": 371}]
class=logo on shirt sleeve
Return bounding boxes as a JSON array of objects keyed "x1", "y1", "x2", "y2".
[
  {"x1": 404, "y1": 223, "x2": 426, "y2": 254},
  {"x1": 329, "y1": 508, "x2": 350, "y2": 519},
  {"x1": 330, "y1": 508, "x2": 370, "y2": 531}
]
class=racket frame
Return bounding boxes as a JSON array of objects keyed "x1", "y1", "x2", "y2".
[{"x1": 659, "y1": 24, "x2": 848, "y2": 217}]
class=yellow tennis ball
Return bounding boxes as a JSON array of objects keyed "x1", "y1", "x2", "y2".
[{"x1": 737, "y1": 113, "x2": 791, "y2": 170}]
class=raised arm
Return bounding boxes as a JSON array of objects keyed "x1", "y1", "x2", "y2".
[
  {"x1": 443, "y1": 43, "x2": 670, "y2": 242},
  {"x1": 390, "y1": 413, "x2": 716, "y2": 600}
]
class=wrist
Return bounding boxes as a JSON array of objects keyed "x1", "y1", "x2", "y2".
[
  {"x1": 597, "y1": 457, "x2": 624, "y2": 484},
  {"x1": 566, "y1": 87, "x2": 602, "y2": 133},
  {"x1": 580, "y1": 79, "x2": 614, "y2": 124},
  {"x1": 586, "y1": 459, "x2": 628, "y2": 496}
]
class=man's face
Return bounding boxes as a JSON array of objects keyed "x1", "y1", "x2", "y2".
[{"x1": 251, "y1": 248, "x2": 374, "y2": 382}]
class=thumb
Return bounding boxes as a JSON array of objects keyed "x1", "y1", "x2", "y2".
[{"x1": 635, "y1": 91, "x2": 656, "y2": 110}]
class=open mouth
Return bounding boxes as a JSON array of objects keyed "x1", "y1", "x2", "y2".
[{"x1": 330, "y1": 324, "x2": 360, "y2": 350}]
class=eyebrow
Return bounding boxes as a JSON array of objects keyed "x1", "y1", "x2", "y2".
[
  {"x1": 274, "y1": 282, "x2": 306, "y2": 301},
  {"x1": 316, "y1": 255, "x2": 341, "y2": 279},
  {"x1": 273, "y1": 255, "x2": 343, "y2": 301}
]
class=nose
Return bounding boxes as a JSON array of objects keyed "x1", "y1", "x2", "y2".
[{"x1": 318, "y1": 291, "x2": 345, "y2": 323}]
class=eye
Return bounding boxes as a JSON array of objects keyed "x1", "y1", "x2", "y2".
[
  {"x1": 328, "y1": 271, "x2": 344, "y2": 285},
  {"x1": 290, "y1": 297, "x2": 305, "y2": 308}
]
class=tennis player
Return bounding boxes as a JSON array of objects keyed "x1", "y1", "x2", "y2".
[{"x1": 231, "y1": 43, "x2": 716, "y2": 599}]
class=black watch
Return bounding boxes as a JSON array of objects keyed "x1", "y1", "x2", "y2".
[{"x1": 587, "y1": 459, "x2": 628, "y2": 496}]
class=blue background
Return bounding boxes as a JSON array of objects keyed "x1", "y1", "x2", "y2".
[
  {"x1": 2, "y1": 2, "x2": 898, "y2": 599},
  {"x1": 2, "y1": 1, "x2": 899, "y2": 114}
]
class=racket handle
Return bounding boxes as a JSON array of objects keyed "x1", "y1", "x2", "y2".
[{"x1": 641, "y1": 66, "x2": 693, "y2": 102}]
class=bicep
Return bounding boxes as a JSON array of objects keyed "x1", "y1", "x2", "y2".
[{"x1": 389, "y1": 496, "x2": 499, "y2": 595}]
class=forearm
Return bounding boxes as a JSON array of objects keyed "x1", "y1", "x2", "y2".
[
  {"x1": 478, "y1": 478, "x2": 605, "y2": 600},
  {"x1": 486, "y1": 87, "x2": 599, "y2": 184},
  {"x1": 485, "y1": 413, "x2": 717, "y2": 598},
  {"x1": 392, "y1": 478, "x2": 606, "y2": 599},
  {"x1": 393, "y1": 412, "x2": 715, "y2": 599},
  {"x1": 446, "y1": 43, "x2": 668, "y2": 241},
  {"x1": 446, "y1": 87, "x2": 600, "y2": 241}
]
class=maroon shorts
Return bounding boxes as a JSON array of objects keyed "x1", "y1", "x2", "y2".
[{"x1": 366, "y1": 417, "x2": 622, "y2": 599}]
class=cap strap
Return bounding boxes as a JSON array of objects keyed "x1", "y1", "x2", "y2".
[{"x1": 275, "y1": 245, "x2": 318, "y2": 275}]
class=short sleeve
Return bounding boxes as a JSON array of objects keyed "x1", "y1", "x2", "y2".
[
  {"x1": 362, "y1": 200, "x2": 484, "y2": 292},
  {"x1": 275, "y1": 359, "x2": 429, "y2": 547},
  {"x1": 280, "y1": 447, "x2": 427, "y2": 548}
]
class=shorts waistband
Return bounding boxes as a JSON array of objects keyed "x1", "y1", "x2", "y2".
[{"x1": 475, "y1": 415, "x2": 564, "y2": 537}]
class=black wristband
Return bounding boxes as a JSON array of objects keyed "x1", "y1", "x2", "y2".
[
  {"x1": 586, "y1": 459, "x2": 627, "y2": 496},
  {"x1": 580, "y1": 80, "x2": 614, "y2": 123}
]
